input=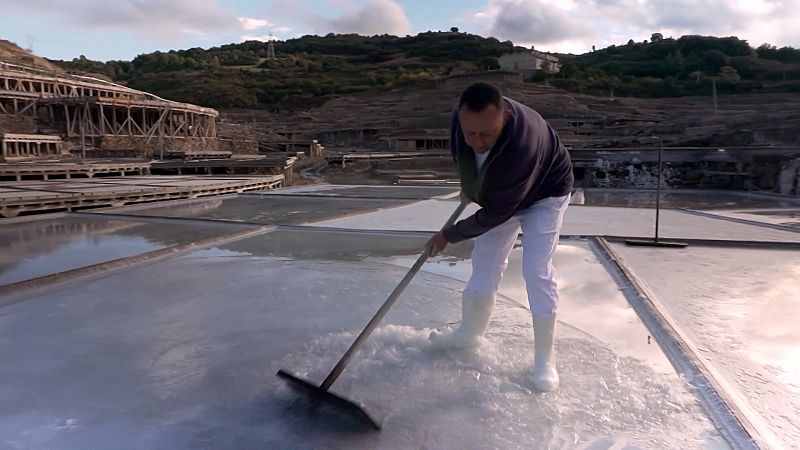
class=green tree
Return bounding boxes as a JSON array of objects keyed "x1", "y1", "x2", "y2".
[
  {"x1": 719, "y1": 65, "x2": 741, "y2": 82},
  {"x1": 478, "y1": 56, "x2": 500, "y2": 70},
  {"x1": 529, "y1": 70, "x2": 547, "y2": 83},
  {"x1": 560, "y1": 62, "x2": 581, "y2": 79},
  {"x1": 700, "y1": 50, "x2": 729, "y2": 72}
]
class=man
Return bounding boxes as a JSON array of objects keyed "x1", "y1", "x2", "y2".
[{"x1": 428, "y1": 82, "x2": 573, "y2": 392}]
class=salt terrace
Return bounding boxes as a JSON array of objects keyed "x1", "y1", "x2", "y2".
[{"x1": 1, "y1": 184, "x2": 798, "y2": 449}]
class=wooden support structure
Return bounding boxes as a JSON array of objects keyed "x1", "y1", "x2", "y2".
[
  {"x1": 1, "y1": 62, "x2": 219, "y2": 157},
  {"x1": 41, "y1": 98, "x2": 217, "y2": 140}
]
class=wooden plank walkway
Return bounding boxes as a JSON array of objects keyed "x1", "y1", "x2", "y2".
[
  {"x1": 0, "y1": 161, "x2": 151, "y2": 181},
  {"x1": 0, "y1": 175, "x2": 284, "y2": 218},
  {"x1": 151, "y1": 156, "x2": 296, "y2": 171},
  {"x1": 1, "y1": 154, "x2": 302, "y2": 180}
]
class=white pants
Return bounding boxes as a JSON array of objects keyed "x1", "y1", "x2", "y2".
[{"x1": 464, "y1": 195, "x2": 570, "y2": 317}]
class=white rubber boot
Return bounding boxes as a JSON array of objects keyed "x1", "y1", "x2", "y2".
[
  {"x1": 429, "y1": 291, "x2": 495, "y2": 350},
  {"x1": 531, "y1": 315, "x2": 559, "y2": 391}
]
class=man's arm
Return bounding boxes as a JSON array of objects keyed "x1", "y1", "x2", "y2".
[{"x1": 442, "y1": 145, "x2": 541, "y2": 243}]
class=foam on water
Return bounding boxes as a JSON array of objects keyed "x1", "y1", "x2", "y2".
[{"x1": 274, "y1": 309, "x2": 724, "y2": 449}]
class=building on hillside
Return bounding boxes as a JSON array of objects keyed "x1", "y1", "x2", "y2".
[
  {"x1": 0, "y1": 133, "x2": 64, "y2": 161},
  {"x1": 499, "y1": 48, "x2": 561, "y2": 75},
  {"x1": 436, "y1": 69, "x2": 523, "y2": 89}
]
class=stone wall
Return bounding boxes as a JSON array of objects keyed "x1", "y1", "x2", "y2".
[
  {"x1": 0, "y1": 115, "x2": 37, "y2": 134},
  {"x1": 581, "y1": 157, "x2": 800, "y2": 194},
  {"x1": 217, "y1": 138, "x2": 258, "y2": 155},
  {"x1": 95, "y1": 136, "x2": 220, "y2": 158}
]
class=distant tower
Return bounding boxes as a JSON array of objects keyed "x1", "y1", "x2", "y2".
[{"x1": 267, "y1": 41, "x2": 276, "y2": 60}]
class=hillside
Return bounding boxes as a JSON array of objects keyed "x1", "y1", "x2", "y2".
[
  {"x1": 49, "y1": 32, "x2": 514, "y2": 111},
  {"x1": 46, "y1": 32, "x2": 800, "y2": 112},
  {"x1": 552, "y1": 34, "x2": 800, "y2": 97},
  {"x1": 0, "y1": 40, "x2": 64, "y2": 73}
]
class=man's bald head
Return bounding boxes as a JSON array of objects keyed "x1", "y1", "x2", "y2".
[{"x1": 458, "y1": 82, "x2": 510, "y2": 154}]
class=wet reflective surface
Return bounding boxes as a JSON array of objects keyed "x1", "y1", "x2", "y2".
[
  {"x1": 314, "y1": 199, "x2": 800, "y2": 242},
  {"x1": 611, "y1": 243, "x2": 800, "y2": 449},
  {"x1": 578, "y1": 189, "x2": 800, "y2": 209},
  {"x1": 561, "y1": 207, "x2": 800, "y2": 242},
  {"x1": 257, "y1": 185, "x2": 458, "y2": 200},
  {"x1": 4, "y1": 184, "x2": 797, "y2": 449},
  {"x1": 701, "y1": 209, "x2": 800, "y2": 228},
  {"x1": 0, "y1": 216, "x2": 241, "y2": 286},
  {"x1": 0, "y1": 231, "x2": 726, "y2": 449},
  {"x1": 99, "y1": 195, "x2": 412, "y2": 225}
]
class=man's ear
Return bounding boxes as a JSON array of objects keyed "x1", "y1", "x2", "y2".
[{"x1": 503, "y1": 110, "x2": 511, "y2": 124}]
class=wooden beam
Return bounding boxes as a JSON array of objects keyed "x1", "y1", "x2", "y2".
[
  {"x1": 145, "y1": 107, "x2": 169, "y2": 142},
  {"x1": 118, "y1": 116, "x2": 129, "y2": 136},
  {"x1": 112, "y1": 103, "x2": 118, "y2": 135},
  {"x1": 65, "y1": 104, "x2": 72, "y2": 136},
  {"x1": 89, "y1": 104, "x2": 102, "y2": 136},
  {"x1": 99, "y1": 103, "x2": 105, "y2": 135},
  {"x1": 131, "y1": 108, "x2": 145, "y2": 136},
  {"x1": 17, "y1": 100, "x2": 35, "y2": 116}
]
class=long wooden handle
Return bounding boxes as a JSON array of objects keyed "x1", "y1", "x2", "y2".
[{"x1": 320, "y1": 199, "x2": 468, "y2": 390}]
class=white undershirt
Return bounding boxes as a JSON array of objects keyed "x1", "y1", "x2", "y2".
[{"x1": 475, "y1": 151, "x2": 490, "y2": 171}]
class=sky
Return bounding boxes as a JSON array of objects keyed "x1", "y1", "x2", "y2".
[{"x1": 1, "y1": 0, "x2": 798, "y2": 62}]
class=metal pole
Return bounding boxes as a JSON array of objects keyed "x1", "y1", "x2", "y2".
[
  {"x1": 655, "y1": 137, "x2": 662, "y2": 243},
  {"x1": 712, "y1": 78, "x2": 718, "y2": 116},
  {"x1": 319, "y1": 200, "x2": 468, "y2": 391},
  {"x1": 625, "y1": 136, "x2": 687, "y2": 248}
]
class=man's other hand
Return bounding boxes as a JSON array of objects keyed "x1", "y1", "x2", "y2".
[{"x1": 429, "y1": 232, "x2": 448, "y2": 257}]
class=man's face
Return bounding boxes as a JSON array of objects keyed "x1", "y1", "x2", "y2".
[{"x1": 458, "y1": 104, "x2": 509, "y2": 154}]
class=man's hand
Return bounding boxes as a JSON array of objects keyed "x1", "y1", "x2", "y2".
[{"x1": 429, "y1": 232, "x2": 448, "y2": 257}]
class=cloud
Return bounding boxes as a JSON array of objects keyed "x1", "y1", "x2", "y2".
[
  {"x1": 241, "y1": 27, "x2": 294, "y2": 43},
  {"x1": 311, "y1": 0, "x2": 412, "y2": 36},
  {"x1": 642, "y1": 0, "x2": 751, "y2": 33},
  {"x1": 238, "y1": 17, "x2": 273, "y2": 31},
  {"x1": 486, "y1": 0, "x2": 591, "y2": 44},
  {"x1": 73, "y1": 0, "x2": 240, "y2": 40},
  {"x1": 0, "y1": 0, "x2": 241, "y2": 41},
  {"x1": 640, "y1": 0, "x2": 799, "y2": 46},
  {"x1": 466, "y1": 0, "x2": 800, "y2": 52},
  {"x1": 2, "y1": 0, "x2": 304, "y2": 48},
  {"x1": 241, "y1": 34, "x2": 279, "y2": 42}
]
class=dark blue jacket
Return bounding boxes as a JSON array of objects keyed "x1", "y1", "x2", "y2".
[{"x1": 442, "y1": 97, "x2": 573, "y2": 243}]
